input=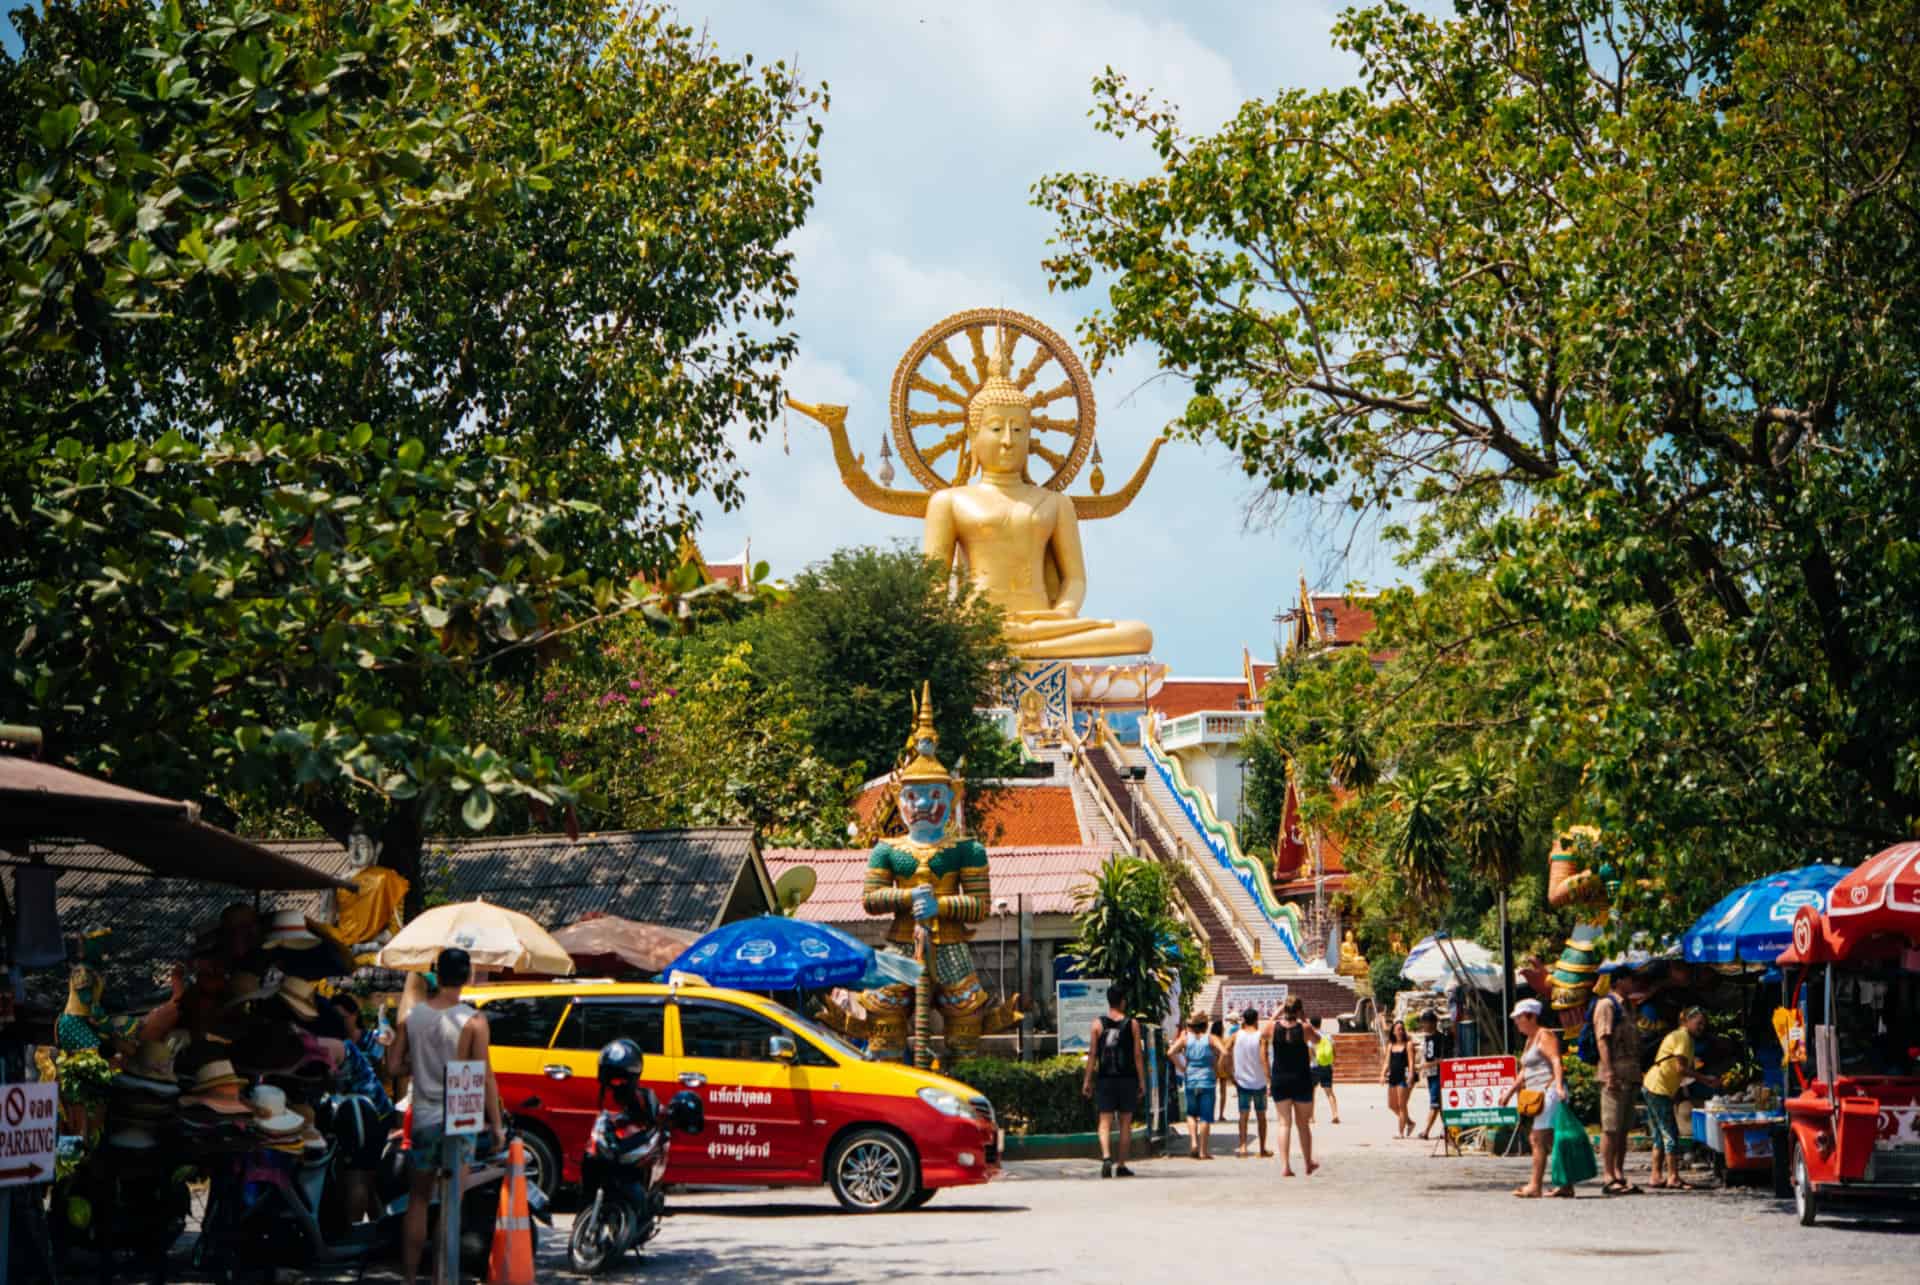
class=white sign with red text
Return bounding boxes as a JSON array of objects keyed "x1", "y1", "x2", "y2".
[
  {"x1": 444, "y1": 1060, "x2": 487, "y2": 1137},
  {"x1": 0, "y1": 1082, "x2": 57, "y2": 1187}
]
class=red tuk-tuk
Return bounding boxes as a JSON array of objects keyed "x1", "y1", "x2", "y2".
[{"x1": 1776, "y1": 841, "x2": 1920, "y2": 1225}]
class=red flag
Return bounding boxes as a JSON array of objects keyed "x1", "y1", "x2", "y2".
[{"x1": 1276, "y1": 770, "x2": 1307, "y2": 880}]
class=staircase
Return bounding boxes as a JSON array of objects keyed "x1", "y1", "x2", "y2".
[{"x1": 1331, "y1": 1032, "x2": 1384, "y2": 1084}]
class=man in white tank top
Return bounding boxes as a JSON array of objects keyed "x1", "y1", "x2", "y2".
[
  {"x1": 1225, "y1": 1007, "x2": 1273, "y2": 1158},
  {"x1": 385, "y1": 947, "x2": 502, "y2": 1285}
]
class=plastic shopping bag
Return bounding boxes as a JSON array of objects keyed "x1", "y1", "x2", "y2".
[{"x1": 1548, "y1": 1101, "x2": 1598, "y2": 1188}]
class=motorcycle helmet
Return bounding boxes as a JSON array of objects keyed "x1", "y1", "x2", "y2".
[{"x1": 597, "y1": 1037, "x2": 645, "y2": 1106}]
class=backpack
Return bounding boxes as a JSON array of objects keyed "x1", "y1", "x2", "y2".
[
  {"x1": 1096, "y1": 1016, "x2": 1134, "y2": 1078},
  {"x1": 1575, "y1": 995, "x2": 1618, "y2": 1065}
]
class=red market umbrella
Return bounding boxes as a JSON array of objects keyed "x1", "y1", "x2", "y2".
[
  {"x1": 1782, "y1": 841, "x2": 1920, "y2": 962},
  {"x1": 550, "y1": 914, "x2": 699, "y2": 976}
]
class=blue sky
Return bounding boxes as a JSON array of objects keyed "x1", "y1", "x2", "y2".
[{"x1": 688, "y1": 1, "x2": 1398, "y2": 672}]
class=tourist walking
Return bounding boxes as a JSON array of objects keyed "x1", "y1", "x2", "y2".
[
  {"x1": 1308, "y1": 1016, "x2": 1340, "y2": 1124},
  {"x1": 1381, "y1": 1018, "x2": 1414, "y2": 1137},
  {"x1": 1228, "y1": 1006, "x2": 1272, "y2": 1157},
  {"x1": 1172, "y1": 1014, "x2": 1225, "y2": 1159},
  {"x1": 1268, "y1": 997, "x2": 1319, "y2": 1176},
  {"x1": 384, "y1": 947, "x2": 503, "y2": 1285},
  {"x1": 1211, "y1": 1018, "x2": 1231, "y2": 1121},
  {"x1": 1500, "y1": 999, "x2": 1572, "y2": 1199},
  {"x1": 1081, "y1": 983, "x2": 1146, "y2": 1178},
  {"x1": 1643, "y1": 1006, "x2": 1720, "y2": 1190},
  {"x1": 1592, "y1": 976, "x2": 1643, "y2": 1194},
  {"x1": 1416, "y1": 1010, "x2": 1451, "y2": 1140}
]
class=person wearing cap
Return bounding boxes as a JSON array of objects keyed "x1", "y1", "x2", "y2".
[
  {"x1": 1643, "y1": 1006, "x2": 1720, "y2": 1190},
  {"x1": 385, "y1": 947, "x2": 502, "y2": 1285},
  {"x1": 1500, "y1": 999, "x2": 1571, "y2": 1198}
]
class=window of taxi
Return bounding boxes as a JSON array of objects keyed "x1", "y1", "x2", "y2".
[
  {"x1": 553, "y1": 997, "x2": 667, "y2": 1054},
  {"x1": 678, "y1": 1002, "x2": 833, "y2": 1066}
]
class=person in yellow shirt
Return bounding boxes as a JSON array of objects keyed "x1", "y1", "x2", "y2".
[{"x1": 1642, "y1": 1007, "x2": 1721, "y2": 1190}]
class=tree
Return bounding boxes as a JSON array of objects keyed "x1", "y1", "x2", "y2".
[
  {"x1": 1039, "y1": 0, "x2": 1920, "y2": 932},
  {"x1": 701, "y1": 545, "x2": 1019, "y2": 788},
  {"x1": 482, "y1": 617, "x2": 859, "y2": 847},
  {"x1": 1067, "y1": 856, "x2": 1205, "y2": 1022},
  {"x1": 2, "y1": 1, "x2": 826, "y2": 903}
]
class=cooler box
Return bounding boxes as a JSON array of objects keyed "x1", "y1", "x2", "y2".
[{"x1": 1720, "y1": 1118, "x2": 1776, "y2": 1172}]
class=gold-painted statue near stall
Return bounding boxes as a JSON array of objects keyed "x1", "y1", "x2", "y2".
[
  {"x1": 819, "y1": 684, "x2": 1023, "y2": 1066},
  {"x1": 787, "y1": 309, "x2": 1159, "y2": 660}
]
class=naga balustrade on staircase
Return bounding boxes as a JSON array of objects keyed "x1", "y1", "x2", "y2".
[{"x1": 1081, "y1": 722, "x2": 1263, "y2": 975}]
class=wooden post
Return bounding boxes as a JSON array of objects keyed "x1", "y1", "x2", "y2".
[{"x1": 433, "y1": 1134, "x2": 466, "y2": 1285}]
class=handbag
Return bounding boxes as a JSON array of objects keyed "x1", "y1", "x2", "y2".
[{"x1": 1515, "y1": 1088, "x2": 1545, "y2": 1118}]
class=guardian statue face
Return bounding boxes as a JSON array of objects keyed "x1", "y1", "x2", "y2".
[{"x1": 899, "y1": 783, "x2": 953, "y2": 841}]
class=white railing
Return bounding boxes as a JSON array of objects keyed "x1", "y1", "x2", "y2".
[{"x1": 1158, "y1": 709, "x2": 1263, "y2": 751}]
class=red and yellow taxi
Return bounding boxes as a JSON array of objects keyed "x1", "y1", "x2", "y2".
[{"x1": 467, "y1": 979, "x2": 1000, "y2": 1212}]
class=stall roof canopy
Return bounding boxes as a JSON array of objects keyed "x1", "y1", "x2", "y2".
[
  {"x1": 1778, "y1": 841, "x2": 1920, "y2": 963},
  {"x1": 0, "y1": 757, "x2": 348, "y2": 891},
  {"x1": 22, "y1": 827, "x2": 776, "y2": 1003}
]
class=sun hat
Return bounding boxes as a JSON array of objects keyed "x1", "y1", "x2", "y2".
[
  {"x1": 248, "y1": 1085, "x2": 305, "y2": 1136},
  {"x1": 116, "y1": 1041, "x2": 182, "y2": 1095},
  {"x1": 224, "y1": 966, "x2": 285, "y2": 1007},
  {"x1": 1510, "y1": 998, "x2": 1544, "y2": 1019},
  {"x1": 278, "y1": 974, "x2": 321, "y2": 1021},
  {"x1": 263, "y1": 909, "x2": 321, "y2": 951},
  {"x1": 181, "y1": 1061, "x2": 252, "y2": 1115}
]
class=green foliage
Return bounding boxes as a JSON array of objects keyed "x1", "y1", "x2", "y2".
[
  {"x1": 700, "y1": 545, "x2": 1018, "y2": 789},
  {"x1": 1067, "y1": 856, "x2": 1196, "y2": 1021},
  {"x1": 1039, "y1": 0, "x2": 1920, "y2": 941},
  {"x1": 947, "y1": 1056, "x2": 1089, "y2": 1135},
  {"x1": 0, "y1": 1, "x2": 825, "y2": 899},
  {"x1": 486, "y1": 620, "x2": 858, "y2": 846},
  {"x1": 1237, "y1": 724, "x2": 1288, "y2": 857},
  {"x1": 1562, "y1": 1054, "x2": 1599, "y2": 1128},
  {"x1": 1368, "y1": 952, "x2": 1411, "y2": 1015}
]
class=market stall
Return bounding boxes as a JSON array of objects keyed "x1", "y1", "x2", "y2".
[{"x1": 1774, "y1": 842, "x2": 1920, "y2": 1225}]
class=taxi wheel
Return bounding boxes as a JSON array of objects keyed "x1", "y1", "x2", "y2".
[
  {"x1": 515, "y1": 1122, "x2": 561, "y2": 1200},
  {"x1": 828, "y1": 1129, "x2": 918, "y2": 1213},
  {"x1": 1792, "y1": 1138, "x2": 1818, "y2": 1227}
]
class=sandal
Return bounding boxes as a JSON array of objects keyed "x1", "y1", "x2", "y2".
[{"x1": 1552, "y1": 1186, "x2": 1576, "y2": 1199}]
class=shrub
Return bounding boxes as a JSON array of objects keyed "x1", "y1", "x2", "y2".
[
  {"x1": 947, "y1": 1056, "x2": 1090, "y2": 1135},
  {"x1": 1562, "y1": 1053, "x2": 1599, "y2": 1126}
]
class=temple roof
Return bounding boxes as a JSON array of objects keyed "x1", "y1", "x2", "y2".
[
  {"x1": 765, "y1": 845, "x2": 1106, "y2": 921},
  {"x1": 1149, "y1": 678, "x2": 1255, "y2": 718},
  {"x1": 852, "y1": 778, "x2": 1088, "y2": 847}
]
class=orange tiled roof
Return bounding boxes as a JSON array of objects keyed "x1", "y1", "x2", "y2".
[
  {"x1": 765, "y1": 845, "x2": 1107, "y2": 920},
  {"x1": 1149, "y1": 679, "x2": 1252, "y2": 718},
  {"x1": 850, "y1": 781, "x2": 1084, "y2": 848}
]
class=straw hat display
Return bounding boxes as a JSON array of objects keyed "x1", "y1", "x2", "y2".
[
  {"x1": 262, "y1": 909, "x2": 320, "y2": 951},
  {"x1": 248, "y1": 1086, "x2": 304, "y2": 1140},
  {"x1": 277, "y1": 975, "x2": 321, "y2": 1022},
  {"x1": 180, "y1": 1061, "x2": 251, "y2": 1116},
  {"x1": 116, "y1": 1041, "x2": 182, "y2": 1096}
]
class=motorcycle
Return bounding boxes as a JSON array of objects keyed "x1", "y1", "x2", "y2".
[
  {"x1": 567, "y1": 1087, "x2": 705, "y2": 1273},
  {"x1": 374, "y1": 1105, "x2": 552, "y2": 1272}
]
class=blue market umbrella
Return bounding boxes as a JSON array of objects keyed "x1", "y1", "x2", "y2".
[
  {"x1": 1680, "y1": 864, "x2": 1851, "y2": 964},
  {"x1": 665, "y1": 916, "x2": 921, "y2": 991}
]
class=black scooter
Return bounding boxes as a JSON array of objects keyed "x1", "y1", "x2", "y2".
[{"x1": 567, "y1": 1088, "x2": 705, "y2": 1273}]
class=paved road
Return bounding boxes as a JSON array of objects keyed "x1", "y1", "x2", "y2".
[{"x1": 123, "y1": 1087, "x2": 1918, "y2": 1282}]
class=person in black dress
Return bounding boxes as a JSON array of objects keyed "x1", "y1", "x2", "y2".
[{"x1": 1268, "y1": 996, "x2": 1319, "y2": 1176}]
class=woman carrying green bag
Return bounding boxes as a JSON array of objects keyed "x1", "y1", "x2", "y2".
[{"x1": 1500, "y1": 1000, "x2": 1577, "y2": 1198}]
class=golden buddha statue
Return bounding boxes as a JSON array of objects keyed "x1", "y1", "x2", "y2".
[{"x1": 787, "y1": 308, "x2": 1161, "y2": 660}]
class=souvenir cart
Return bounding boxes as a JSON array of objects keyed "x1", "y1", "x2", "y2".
[{"x1": 1774, "y1": 842, "x2": 1920, "y2": 1225}]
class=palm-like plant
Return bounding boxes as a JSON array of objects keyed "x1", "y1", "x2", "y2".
[
  {"x1": 1067, "y1": 857, "x2": 1184, "y2": 1019},
  {"x1": 1385, "y1": 765, "x2": 1453, "y2": 910},
  {"x1": 1448, "y1": 751, "x2": 1525, "y2": 888}
]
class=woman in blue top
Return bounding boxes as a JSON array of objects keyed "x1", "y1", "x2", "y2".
[{"x1": 1173, "y1": 1014, "x2": 1226, "y2": 1159}]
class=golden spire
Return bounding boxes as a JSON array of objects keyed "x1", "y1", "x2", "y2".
[{"x1": 897, "y1": 680, "x2": 952, "y2": 785}]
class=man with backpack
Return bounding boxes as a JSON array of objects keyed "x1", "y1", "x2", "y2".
[
  {"x1": 1589, "y1": 974, "x2": 1643, "y2": 1194},
  {"x1": 1081, "y1": 983, "x2": 1147, "y2": 1178}
]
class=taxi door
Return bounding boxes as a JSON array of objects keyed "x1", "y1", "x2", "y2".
[
  {"x1": 542, "y1": 996, "x2": 675, "y2": 1171},
  {"x1": 666, "y1": 999, "x2": 830, "y2": 1185}
]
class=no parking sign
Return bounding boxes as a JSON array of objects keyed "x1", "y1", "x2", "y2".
[{"x1": 1439, "y1": 1056, "x2": 1517, "y2": 1127}]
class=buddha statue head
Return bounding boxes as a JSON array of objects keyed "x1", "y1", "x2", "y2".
[
  {"x1": 965, "y1": 346, "x2": 1034, "y2": 480},
  {"x1": 896, "y1": 682, "x2": 956, "y2": 843}
]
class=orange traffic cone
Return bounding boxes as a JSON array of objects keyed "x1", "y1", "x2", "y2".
[{"x1": 486, "y1": 1137, "x2": 535, "y2": 1285}]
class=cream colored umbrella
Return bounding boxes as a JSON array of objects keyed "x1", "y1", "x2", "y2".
[{"x1": 377, "y1": 900, "x2": 575, "y2": 975}]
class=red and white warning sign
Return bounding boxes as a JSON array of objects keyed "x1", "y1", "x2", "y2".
[
  {"x1": 0, "y1": 1082, "x2": 57, "y2": 1187},
  {"x1": 1438, "y1": 1056, "x2": 1518, "y2": 1125}
]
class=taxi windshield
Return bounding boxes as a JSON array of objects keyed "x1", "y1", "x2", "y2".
[{"x1": 757, "y1": 997, "x2": 873, "y2": 1062}]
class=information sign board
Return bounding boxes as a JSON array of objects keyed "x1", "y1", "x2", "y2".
[
  {"x1": 1055, "y1": 978, "x2": 1113, "y2": 1054},
  {"x1": 1438, "y1": 1056, "x2": 1517, "y2": 1128},
  {"x1": 444, "y1": 1060, "x2": 487, "y2": 1137},
  {"x1": 1220, "y1": 983, "x2": 1291, "y2": 1023},
  {"x1": 0, "y1": 1082, "x2": 57, "y2": 1186}
]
